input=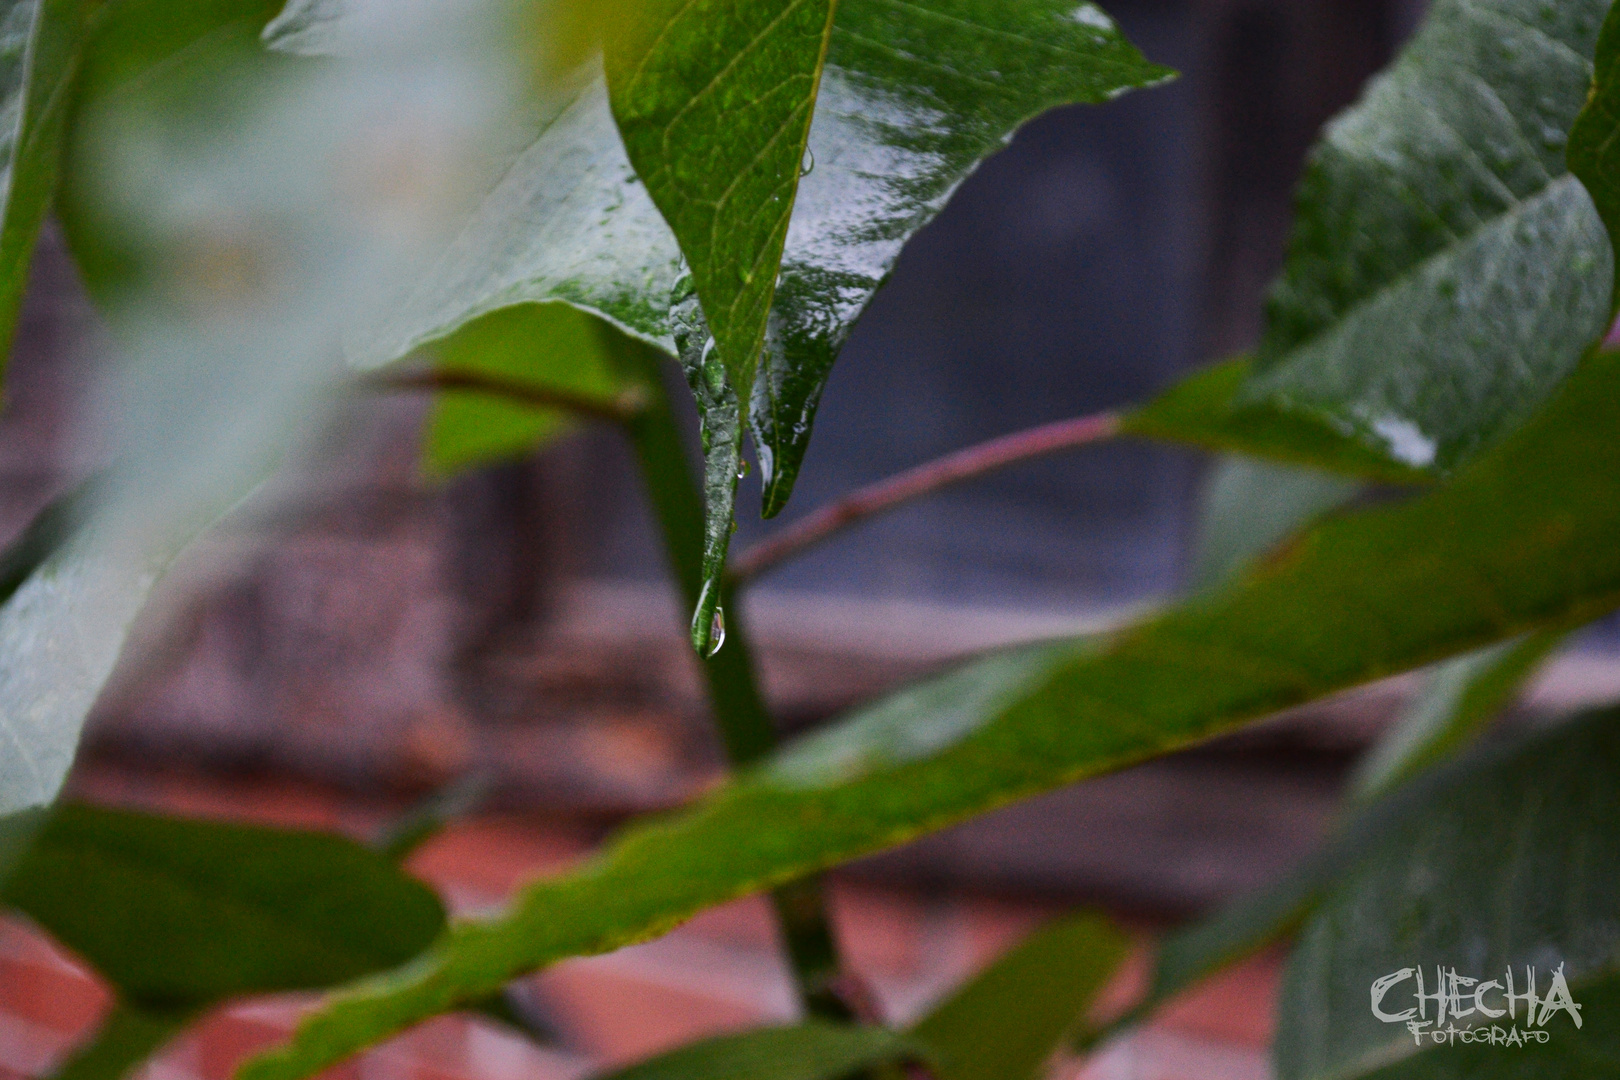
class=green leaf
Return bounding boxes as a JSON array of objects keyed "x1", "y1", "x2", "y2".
[
  {"x1": 241, "y1": 347, "x2": 1620, "y2": 1080},
  {"x1": 603, "y1": 0, "x2": 836, "y2": 399},
  {"x1": 1120, "y1": 359, "x2": 1432, "y2": 484},
  {"x1": 1191, "y1": 456, "x2": 1363, "y2": 591},
  {"x1": 1275, "y1": 706, "x2": 1620, "y2": 1080},
  {"x1": 0, "y1": 0, "x2": 85, "y2": 375},
  {"x1": 1, "y1": 803, "x2": 445, "y2": 1006},
  {"x1": 1239, "y1": 0, "x2": 1611, "y2": 473},
  {"x1": 422, "y1": 303, "x2": 625, "y2": 477},
  {"x1": 746, "y1": 0, "x2": 1173, "y2": 514},
  {"x1": 592, "y1": 1022, "x2": 919, "y2": 1080},
  {"x1": 1348, "y1": 630, "x2": 1562, "y2": 802},
  {"x1": 306, "y1": 1, "x2": 1168, "y2": 506},
  {"x1": 51, "y1": 1002, "x2": 193, "y2": 1080},
  {"x1": 670, "y1": 273, "x2": 744, "y2": 657},
  {"x1": 1135, "y1": 632, "x2": 1560, "y2": 1026},
  {"x1": 910, "y1": 911, "x2": 1127, "y2": 1080},
  {"x1": 1568, "y1": 0, "x2": 1620, "y2": 312}
]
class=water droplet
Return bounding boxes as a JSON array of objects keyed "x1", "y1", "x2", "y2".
[
  {"x1": 800, "y1": 149, "x2": 815, "y2": 176},
  {"x1": 736, "y1": 458, "x2": 750, "y2": 480},
  {"x1": 705, "y1": 607, "x2": 726, "y2": 657},
  {"x1": 690, "y1": 579, "x2": 726, "y2": 657}
]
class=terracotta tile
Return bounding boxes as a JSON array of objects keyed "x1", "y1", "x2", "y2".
[{"x1": 1150, "y1": 947, "x2": 1282, "y2": 1048}]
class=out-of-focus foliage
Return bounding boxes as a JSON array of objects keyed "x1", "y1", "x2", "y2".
[
  {"x1": 910, "y1": 911, "x2": 1129, "y2": 1080},
  {"x1": 423, "y1": 303, "x2": 623, "y2": 476},
  {"x1": 0, "y1": 0, "x2": 85, "y2": 371}
]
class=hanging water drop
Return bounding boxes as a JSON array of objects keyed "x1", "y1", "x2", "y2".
[
  {"x1": 737, "y1": 457, "x2": 750, "y2": 480},
  {"x1": 706, "y1": 607, "x2": 726, "y2": 656},
  {"x1": 800, "y1": 148, "x2": 815, "y2": 176}
]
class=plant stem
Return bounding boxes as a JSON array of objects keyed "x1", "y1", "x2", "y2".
[
  {"x1": 373, "y1": 370, "x2": 648, "y2": 426},
  {"x1": 731, "y1": 410, "x2": 1122, "y2": 582},
  {"x1": 611, "y1": 332, "x2": 853, "y2": 1020}
]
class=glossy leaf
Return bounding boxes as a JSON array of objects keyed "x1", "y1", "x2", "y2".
[
  {"x1": 422, "y1": 303, "x2": 624, "y2": 477},
  {"x1": 1348, "y1": 630, "x2": 1561, "y2": 802},
  {"x1": 1191, "y1": 456, "x2": 1363, "y2": 591},
  {"x1": 241, "y1": 347, "x2": 1620, "y2": 1080},
  {"x1": 747, "y1": 0, "x2": 1172, "y2": 514},
  {"x1": 670, "y1": 271, "x2": 743, "y2": 657},
  {"x1": 594, "y1": 1023, "x2": 919, "y2": 1080},
  {"x1": 1569, "y1": 0, "x2": 1620, "y2": 311},
  {"x1": 1121, "y1": 359, "x2": 1431, "y2": 484},
  {"x1": 305, "y1": 1, "x2": 1168, "y2": 499},
  {"x1": 603, "y1": 0, "x2": 835, "y2": 399},
  {"x1": 1238, "y1": 0, "x2": 1611, "y2": 472},
  {"x1": 0, "y1": 0, "x2": 86, "y2": 374},
  {"x1": 1, "y1": 803, "x2": 445, "y2": 1005},
  {"x1": 910, "y1": 911, "x2": 1127, "y2": 1080},
  {"x1": 1275, "y1": 706, "x2": 1620, "y2": 1080}
]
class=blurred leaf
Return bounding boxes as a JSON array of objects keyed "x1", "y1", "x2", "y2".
[
  {"x1": 423, "y1": 303, "x2": 624, "y2": 477},
  {"x1": 910, "y1": 911, "x2": 1128, "y2": 1080},
  {"x1": 1349, "y1": 630, "x2": 1562, "y2": 803},
  {"x1": 592, "y1": 1023, "x2": 920, "y2": 1080},
  {"x1": 0, "y1": 0, "x2": 86, "y2": 374},
  {"x1": 0, "y1": 478, "x2": 88, "y2": 606},
  {"x1": 1275, "y1": 706, "x2": 1620, "y2": 1080},
  {"x1": 51, "y1": 1002, "x2": 192, "y2": 1080},
  {"x1": 2, "y1": 803, "x2": 446, "y2": 1005},
  {"x1": 1191, "y1": 456, "x2": 1363, "y2": 591},
  {"x1": 603, "y1": 0, "x2": 835, "y2": 400},
  {"x1": 242, "y1": 346, "x2": 1620, "y2": 1080},
  {"x1": 1237, "y1": 0, "x2": 1610, "y2": 473},
  {"x1": 373, "y1": 772, "x2": 493, "y2": 862}
]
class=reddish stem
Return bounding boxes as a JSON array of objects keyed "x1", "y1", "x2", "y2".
[{"x1": 731, "y1": 410, "x2": 1122, "y2": 582}]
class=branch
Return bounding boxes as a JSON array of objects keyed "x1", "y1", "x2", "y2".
[
  {"x1": 730, "y1": 410, "x2": 1122, "y2": 582},
  {"x1": 372, "y1": 370, "x2": 646, "y2": 425}
]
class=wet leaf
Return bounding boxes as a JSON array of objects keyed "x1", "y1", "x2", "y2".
[
  {"x1": 1239, "y1": 0, "x2": 1610, "y2": 473},
  {"x1": 314, "y1": 0, "x2": 1167, "y2": 506},
  {"x1": 241, "y1": 347, "x2": 1620, "y2": 1080},
  {"x1": 603, "y1": 0, "x2": 835, "y2": 401}
]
